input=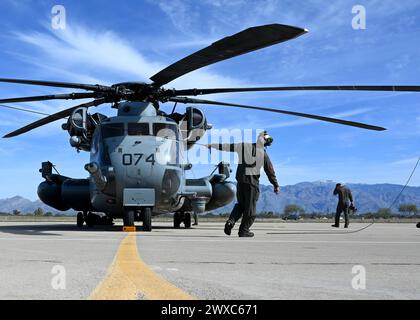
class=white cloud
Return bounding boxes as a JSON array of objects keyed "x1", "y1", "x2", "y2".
[
  {"x1": 154, "y1": 0, "x2": 200, "y2": 35},
  {"x1": 0, "y1": 118, "x2": 21, "y2": 126},
  {"x1": 13, "y1": 24, "x2": 246, "y2": 90},
  {"x1": 391, "y1": 157, "x2": 420, "y2": 166},
  {"x1": 14, "y1": 26, "x2": 160, "y2": 82}
]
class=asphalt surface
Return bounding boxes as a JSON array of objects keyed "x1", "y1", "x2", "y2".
[{"x1": 0, "y1": 221, "x2": 419, "y2": 299}]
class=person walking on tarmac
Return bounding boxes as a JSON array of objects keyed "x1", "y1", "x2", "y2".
[
  {"x1": 207, "y1": 131, "x2": 279, "y2": 237},
  {"x1": 332, "y1": 183, "x2": 354, "y2": 228}
]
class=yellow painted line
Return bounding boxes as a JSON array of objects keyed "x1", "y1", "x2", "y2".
[
  {"x1": 122, "y1": 226, "x2": 136, "y2": 232},
  {"x1": 89, "y1": 233, "x2": 194, "y2": 300}
]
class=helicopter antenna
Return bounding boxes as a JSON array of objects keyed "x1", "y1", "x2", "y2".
[
  {"x1": 0, "y1": 104, "x2": 49, "y2": 116},
  {"x1": 171, "y1": 102, "x2": 178, "y2": 114}
]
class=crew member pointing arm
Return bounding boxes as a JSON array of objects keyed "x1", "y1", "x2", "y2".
[{"x1": 206, "y1": 131, "x2": 279, "y2": 237}]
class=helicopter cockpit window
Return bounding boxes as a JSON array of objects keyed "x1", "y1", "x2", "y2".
[
  {"x1": 91, "y1": 128, "x2": 100, "y2": 155},
  {"x1": 153, "y1": 123, "x2": 178, "y2": 140},
  {"x1": 153, "y1": 123, "x2": 179, "y2": 165},
  {"x1": 90, "y1": 127, "x2": 111, "y2": 166},
  {"x1": 101, "y1": 123, "x2": 124, "y2": 139},
  {"x1": 128, "y1": 123, "x2": 150, "y2": 136}
]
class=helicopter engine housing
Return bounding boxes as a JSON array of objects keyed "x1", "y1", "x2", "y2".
[
  {"x1": 182, "y1": 107, "x2": 212, "y2": 150},
  {"x1": 37, "y1": 175, "x2": 93, "y2": 212}
]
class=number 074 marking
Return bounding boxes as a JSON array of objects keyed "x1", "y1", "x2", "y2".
[{"x1": 122, "y1": 153, "x2": 155, "y2": 166}]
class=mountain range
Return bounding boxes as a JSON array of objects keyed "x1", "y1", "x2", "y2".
[
  {"x1": 216, "y1": 181, "x2": 420, "y2": 214},
  {"x1": 0, "y1": 181, "x2": 419, "y2": 215},
  {"x1": 0, "y1": 196, "x2": 59, "y2": 215}
]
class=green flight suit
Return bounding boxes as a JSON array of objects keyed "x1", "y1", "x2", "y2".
[
  {"x1": 333, "y1": 186, "x2": 353, "y2": 226},
  {"x1": 209, "y1": 142, "x2": 279, "y2": 233}
]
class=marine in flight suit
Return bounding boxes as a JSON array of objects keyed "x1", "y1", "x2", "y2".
[
  {"x1": 332, "y1": 183, "x2": 353, "y2": 228},
  {"x1": 207, "y1": 132, "x2": 279, "y2": 237}
]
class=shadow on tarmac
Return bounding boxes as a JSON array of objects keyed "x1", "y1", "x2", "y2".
[
  {"x1": 0, "y1": 222, "x2": 361, "y2": 237},
  {"x1": 0, "y1": 223, "x2": 204, "y2": 236}
]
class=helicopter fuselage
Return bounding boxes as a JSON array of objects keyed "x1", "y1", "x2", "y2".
[{"x1": 89, "y1": 103, "x2": 185, "y2": 216}]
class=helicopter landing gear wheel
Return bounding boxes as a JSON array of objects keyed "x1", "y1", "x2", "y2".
[
  {"x1": 86, "y1": 212, "x2": 95, "y2": 228},
  {"x1": 76, "y1": 212, "x2": 84, "y2": 228},
  {"x1": 101, "y1": 215, "x2": 114, "y2": 226},
  {"x1": 174, "y1": 212, "x2": 181, "y2": 229},
  {"x1": 184, "y1": 212, "x2": 191, "y2": 229},
  {"x1": 142, "y1": 208, "x2": 152, "y2": 232},
  {"x1": 123, "y1": 209, "x2": 135, "y2": 227}
]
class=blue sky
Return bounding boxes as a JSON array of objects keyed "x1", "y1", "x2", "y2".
[{"x1": 0, "y1": 0, "x2": 419, "y2": 200}]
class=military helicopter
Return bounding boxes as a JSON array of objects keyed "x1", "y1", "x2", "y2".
[{"x1": 1, "y1": 24, "x2": 419, "y2": 231}]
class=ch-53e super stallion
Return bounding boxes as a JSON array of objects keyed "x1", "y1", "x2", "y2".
[{"x1": 1, "y1": 24, "x2": 419, "y2": 231}]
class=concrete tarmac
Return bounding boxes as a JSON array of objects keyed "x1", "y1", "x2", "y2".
[{"x1": 0, "y1": 222, "x2": 419, "y2": 299}]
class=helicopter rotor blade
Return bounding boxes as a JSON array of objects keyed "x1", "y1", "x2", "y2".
[
  {"x1": 2, "y1": 99, "x2": 106, "y2": 138},
  {"x1": 150, "y1": 24, "x2": 307, "y2": 86},
  {"x1": 0, "y1": 92, "x2": 101, "y2": 104},
  {"x1": 172, "y1": 85, "x2": 420, "y2": 96},
  {"x1": 169, "y1": 97, "x2": 386, "y2": 131},
  {"x1": 0, "y1": 78, "x2": 111, "y2": 91}
]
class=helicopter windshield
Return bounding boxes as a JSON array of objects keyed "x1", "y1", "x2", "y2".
[
  {"x1": 101, "y1": 123, "x2": 124, "y2": 138},
  {"x1": 153, "y1": 123, "x2": 179, "y2": 165},
  {"x1": 153, "y1": 123, "x2": 178, "y2": 140},
  {"x1": 128, "y1": 123, "x2": 150, "y2": 136},
  {"x1": 91, "y1": 126, "x2": 112, "y2": 166}
]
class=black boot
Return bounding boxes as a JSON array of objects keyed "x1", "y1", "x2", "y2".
[
  {"x1": 238, "y1": 231, "x2": 254, "y2": 237},
  {"x1": 224, "y1": 220, "x2": 234, "y2": 236},
  {"x1": 331, "y1": 224, "x2": 339, "y2": 228}
]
